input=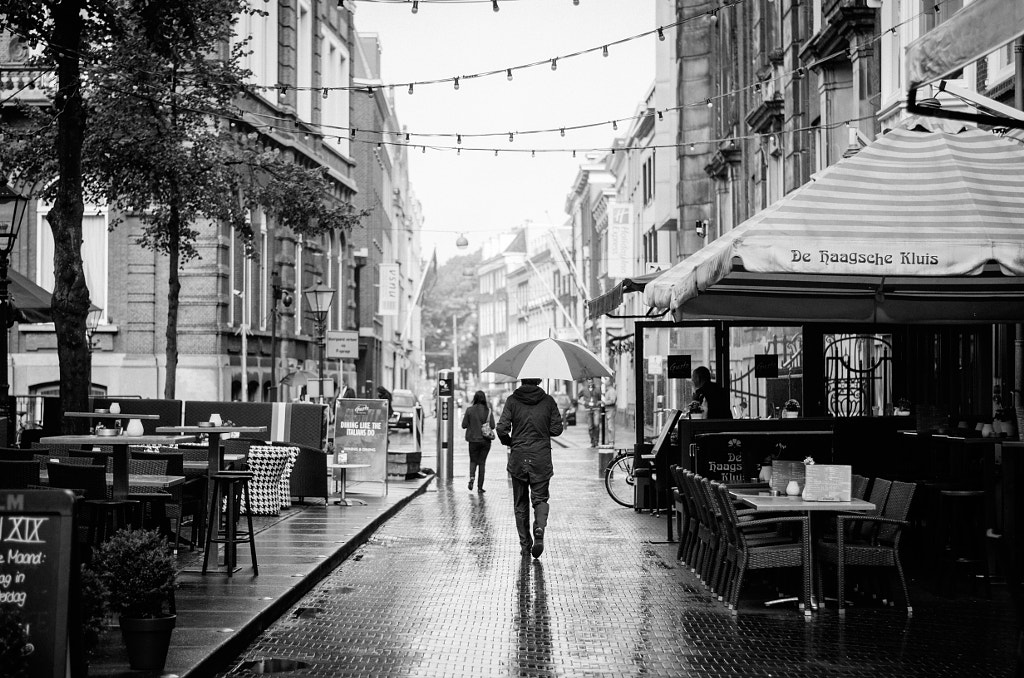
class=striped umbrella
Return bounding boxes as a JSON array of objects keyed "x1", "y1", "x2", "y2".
[
  {"x1": 645, "y1": 117, "x2": 1024, "y2": 315},
  {"x1": 482, "y1": 338, "x2": 613, "y2": 382}
]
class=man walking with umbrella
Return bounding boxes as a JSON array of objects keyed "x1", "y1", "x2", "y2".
[{"x1": 496, "y1": 378, "x2": 563, "y2": 558}]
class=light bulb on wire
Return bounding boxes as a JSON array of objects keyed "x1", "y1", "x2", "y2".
[
  {"x1": 658, "y1": 27, "x2": 665, "y2": 41},
  {"x1": 492, "y1": 0, "x2": 499, "y2": 11},
  {"x1": 602, "y1": 45, "x2": 609, "y2": 57},
  {"x1": 507, "y1": 68, "x2": 513, "y2": 81},
  {"x1": 550, "y1": 58, "x2": 557, "y2": 71},
  {"x1": 408, "y1": 83, "x2": 414, "y2": 94},
  {"x1": 453, "y1": 77, "x2": 460, "y2": 90},
  {"x1": 411, "y1": 0, "x2": 419, "y2": 12}
]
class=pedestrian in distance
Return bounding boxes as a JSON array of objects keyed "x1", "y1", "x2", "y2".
[
  {"x1": 496, "y1": 378, "x2": 564, "y2": 559},
  {"x1": 341, "y1": 382, "x2": 356, "y2": 399},
  {"x1": 462, "y1": 390, "x2": 496, "y2": 494},
  {"x1": 691, "y1": 366, "x2": 733, "y2": 419}
]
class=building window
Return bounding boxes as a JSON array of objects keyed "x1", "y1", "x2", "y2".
[
  {"x1": 296, "y1": 0, "x2": 313, "y2": 123},
  {"x1": 321, "y1": 32, "x2": 350, "y2": 157},
  {"x1": 233, "y1": 2, "x2": 279, "y2": 94},
  {"x1": 37, "y1": 205, "x2": 108, "y2": 323}
]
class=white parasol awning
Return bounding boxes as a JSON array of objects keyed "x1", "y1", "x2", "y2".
[{"x1": 644, "y1": 118, "x2": 1024, "y2": 322}]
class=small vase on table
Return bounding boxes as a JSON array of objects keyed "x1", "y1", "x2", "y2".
[
  {"x1": 785, "y1": 480, "x2": 801, "y2": 496},
  {"x1": 125, "y1": 418, "x2": 145, "y2": 437}
]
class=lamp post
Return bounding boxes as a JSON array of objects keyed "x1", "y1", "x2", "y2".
[
  {"x1": 85, "y1": 307, "x2": 103, "y2": 350},
  {"x1": 0, "y1": 180, "x2": 28, "y2": 439},
  {"x1": 303, "y1": 282, "x2": 335, "y2": 402},
  {"x1": 268, "y1": 268, "x2": 293, "y2": 402}
]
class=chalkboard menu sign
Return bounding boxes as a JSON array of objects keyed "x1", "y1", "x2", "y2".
[
  {"x1": 802, "y1": 464, "x2": 852, "y2": 501},
  {"x1": 770, "y1": 460, "x2": 806, "y2": 495},
  {"x1": 667, "y1": 355, "x2": 692, "y2": 379},
  {"x1": 693, "y1": 434, "x2": 759, "y2": 483},
  {"x1": 0, "y1": 489, "x2": 75, "y2": 678},
  {"x1": 754, "y1": 354, "x2": 779, "y2": 378}
]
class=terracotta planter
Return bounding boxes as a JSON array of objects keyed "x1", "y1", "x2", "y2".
[{"x1": 118, "y1": 615, "x2": 176, "y2": 671}]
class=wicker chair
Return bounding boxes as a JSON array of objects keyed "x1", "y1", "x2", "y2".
[
  {"x1": 713, "y1": 480, "x2": 812, "y2": 615},
  {"x1": 816, "y1": 479, "x2": 916, "y2": 615},
  {"x1": 851, "y1": 474, "x2": 870, "y2": 500},
  {"x1": 670, "y1": 465, "x2": 697, "y2": 565},
  {"x1": 282, "y1": 443, "x2": 329, "y2": 505},
  {"x1": 131, "y1": 449, "x2": 199, "y2": 548},
  {"x1": 46, "y1": 462, "x2": 136, "y2": 545},
  {"x1": 0, "y1": 446, "x2": 33, "y2": 461},
  {"x1": 0, "y1": 459, "x2": 40, "y2": 489},
  {"x1": 69, "y1": 449, "x2": 113, "y2": 471}
]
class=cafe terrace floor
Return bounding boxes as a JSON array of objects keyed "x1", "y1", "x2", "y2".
[{"x1": 88, "y1": 426, "x2": 1018, "y2": 678}]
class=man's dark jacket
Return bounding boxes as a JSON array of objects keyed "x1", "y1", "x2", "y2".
[
  {"x1": 497, "y1": 384, "x2": 563, "y2": 481},
  {"x1": 695, "y1": 381, "x2": 732, "y2": 419}
]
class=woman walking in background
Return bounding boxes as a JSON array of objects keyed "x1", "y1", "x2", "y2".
[{"x1": 462, "y1": 390, "x2": 495, "y2": 493}]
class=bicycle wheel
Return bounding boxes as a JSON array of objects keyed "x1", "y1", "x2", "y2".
[{"x1": 605, "y1": 454, "x2": 635, "y2": 508}]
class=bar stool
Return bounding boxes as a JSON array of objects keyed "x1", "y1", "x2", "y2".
[
  {"x1": 936, "y1": 489, "x2": 990, "y2": 596},
  {"x1": 202, "y1": 471, "x2": 258, "y2": 576}
]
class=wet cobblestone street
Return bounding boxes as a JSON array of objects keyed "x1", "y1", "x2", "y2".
[{"x1": 219, "y1": 446, "x2": 1017, "y2": 678}]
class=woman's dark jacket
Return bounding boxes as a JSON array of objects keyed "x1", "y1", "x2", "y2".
[
  {"x1": 496, "y1": 384, "x2": 563, "y2": 481},
  {"x1": 462, "y1": 403, "x2": 495, "y2": 443}
]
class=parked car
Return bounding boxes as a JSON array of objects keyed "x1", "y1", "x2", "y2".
[
  {"x1": 389, "y1": 389, "x2": 422, "y2": 430},
  {"x1": 552, "y1": 393, "x2": 576, "y2": 426}
]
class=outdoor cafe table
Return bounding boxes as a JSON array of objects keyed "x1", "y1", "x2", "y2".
[
  {"x1": 39, "y1": 469, "x2": 185, "y2": 490},
  {"x1": 39, "y1": 433, "x2": 194, "y2": 500},
  {"x1": 154, "y1": 425, "x2": 267, "y2": 478},
  {"x1": 729, "y1": 489, "x2": 875, "y2": 613}
]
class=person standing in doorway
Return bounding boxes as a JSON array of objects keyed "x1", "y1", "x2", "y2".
[
  {"x1": 462, "y1": 390, "x2": 495, "y2": 493},
  {"x1": 691, "y1": 366, "x2": 733, "y2": 419},
  {"x1": 497, "y1": 378, "x2": 564, "y2": 558}
]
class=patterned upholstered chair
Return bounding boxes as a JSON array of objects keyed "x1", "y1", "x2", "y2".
[{"x1": 243, "y1": 446, "x2": 291, "y2": 516}]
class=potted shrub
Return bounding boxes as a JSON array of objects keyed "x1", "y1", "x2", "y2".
[
  {"x1": 80, "y1": 563, "x2": 109, "y2": 663},
  {"x1": 782, "y1": 399, "x2": 801, "y2": 418},
  {"x1": 92, "y1": 528, "x2": 177, "y2": 671},
  {"x1": 687, "y1": 399, "x2": 705, "y2": 420},
  {"x1": 894, "y1": 397, "x2": 912, "y2": 416},
  {"x1": 0, "y1": 604, "x2": 29, "y2": 678}
]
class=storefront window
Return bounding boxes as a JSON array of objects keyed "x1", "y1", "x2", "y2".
[
  {"x1": 824, "y1": 333, "x2": 893, "y2": 416},
  {"x1": 641, "y1": 325, "x2": 716, "y2": 439},
  {"x1": 728, "y1": 325, "x2": 803, "y2": 419}
]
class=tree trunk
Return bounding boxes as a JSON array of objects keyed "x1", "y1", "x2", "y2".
[
  {"x1": 163, "y1": 206, "x2": 181, "y2": 399},
  {"x1": 50, "y1": 0, "x2": 90, "y2": 432}
]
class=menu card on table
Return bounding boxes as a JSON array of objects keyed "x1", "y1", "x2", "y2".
[
  {"x1": 801, "y1": 464, "x2": 852, "y2": 501},
  {"x1": 770, "y1": 460, "x2": 805, "y2": 495}
]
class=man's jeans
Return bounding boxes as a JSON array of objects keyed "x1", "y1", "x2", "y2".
[{"x1": 511, "y1": 475, "x2": 550, "y2": 549}]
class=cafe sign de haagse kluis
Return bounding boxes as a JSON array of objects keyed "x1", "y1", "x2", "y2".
[{"x1": 791, "y1": 248, "x2": 940, "y2": 267}]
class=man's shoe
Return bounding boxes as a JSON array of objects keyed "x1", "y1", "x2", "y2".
[
  {"x1": 531, "y1": 527, "x2": 545, "y2": 558},
  {"x1": 477, "y1": 487, "x2": 486, "y2": 494},
  {"x1": 468, "y1": 480, "x2": 474, "y2": 491}
]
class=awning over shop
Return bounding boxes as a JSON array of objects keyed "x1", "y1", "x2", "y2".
[
  {"x1": 906, "y1": 0, "x2": 1024, "y2": 89},
  {"x1": 8, "y1": 269, "x2": 57, "y2": 324},
  {"x1": 587, "y1": 270, "x2": 664, "y2": 319},
  {"x1": 644, "y1": 118, "x2": 1024, "y2": 323}
]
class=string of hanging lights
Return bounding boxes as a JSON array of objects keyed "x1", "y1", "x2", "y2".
[{"x1": 0, "y1": 0, "x2": 950, "y2": 152}]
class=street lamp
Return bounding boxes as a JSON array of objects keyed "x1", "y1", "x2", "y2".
[
  {"x1": 303, "y1": 281, "x2": 335, "y2": 402},
  {"x1": 86, "y1": 307, "x2": 103, "y2": 351},
  {"x1": 0, "y1": 179, "x2": 28, "y2": 436}
]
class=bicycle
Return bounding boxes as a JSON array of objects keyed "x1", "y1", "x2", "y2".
[{"x1": 604, "y1": 449, "x2": 636, "y2": 508}]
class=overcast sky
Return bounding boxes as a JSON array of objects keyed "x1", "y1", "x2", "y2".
[{"x1": 352, "y1": 0, "x2": 656, "y2": 263}]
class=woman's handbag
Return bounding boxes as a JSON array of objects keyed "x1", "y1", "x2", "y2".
[{"x1": 481, "y1": 419, "x2": 496, "y2": 439}]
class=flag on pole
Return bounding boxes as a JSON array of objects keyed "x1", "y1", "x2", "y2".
[{"x1": 415, "y1": 247, "x2": 438, "y2": 306}]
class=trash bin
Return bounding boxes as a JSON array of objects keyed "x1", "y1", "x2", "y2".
[{"x1": 597, "y1": 444, "x2": 615, "y2": 478}]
